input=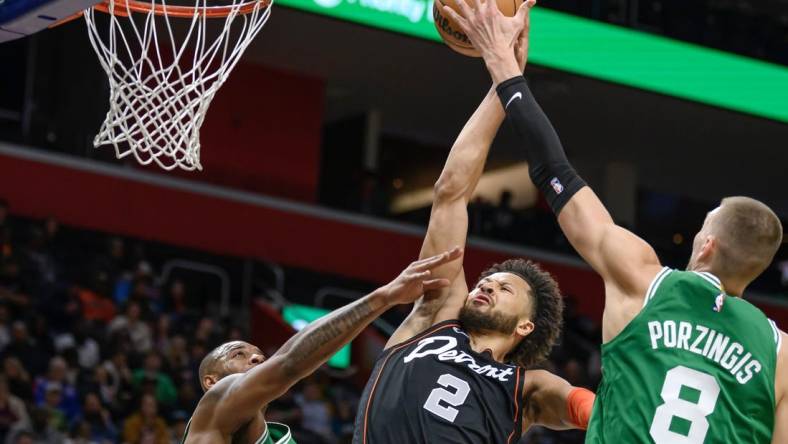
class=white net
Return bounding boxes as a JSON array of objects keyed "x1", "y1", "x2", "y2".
[{"x1": 84, "y1": 0, "x2": 272, "y2": 171}]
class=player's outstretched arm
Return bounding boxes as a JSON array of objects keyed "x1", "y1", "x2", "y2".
[
  {"x1": 444, "y1": 0, "x2": 662, "y2": 304},
  {"x1": 773, "y1": 331, "x2": 788, "y2": 444},
  {"x1": 522, "y1": 370, "x2": 595, "y2": 431},
  {"x1": 383, "y1": 89, "x2": 499, "y2": 348},
  {"x1": 385, "y1": 8, "x2": 534, "y2": 349},
  {"x1": 213, "y1": 249, "x2": 462, "y2": 431}
]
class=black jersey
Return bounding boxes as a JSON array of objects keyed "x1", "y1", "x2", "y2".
[{"x1": 353, "y1": 320, "x2": 526, "y2": 444}]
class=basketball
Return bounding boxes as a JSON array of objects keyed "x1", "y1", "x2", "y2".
[{"x1": 433, "y1": 0, "x2": 525, "y2": 57}]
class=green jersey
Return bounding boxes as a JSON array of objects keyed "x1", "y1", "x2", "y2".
[
  {"x1": 181, "y1": 420, "x2": 296, "y2": 444},
  {"x1": 586, "y1": 268, "x2": 782, "y2": 444}
]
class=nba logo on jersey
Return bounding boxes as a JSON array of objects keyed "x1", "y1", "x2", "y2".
[
  {"x1": 713, "y1": 293, "x2": 725, "y2": 312},
  {"x1": 550, "y1": 178, "x2": 564, "y2": 194}
]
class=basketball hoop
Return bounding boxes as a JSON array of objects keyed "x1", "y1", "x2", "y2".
[{"x1": 84, "y1": 0, "x2": 273, "y2": 171}]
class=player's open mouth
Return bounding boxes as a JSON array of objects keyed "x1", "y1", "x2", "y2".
[{"x1": 473, "y1": 295, "x2": 492, "y2": 306}]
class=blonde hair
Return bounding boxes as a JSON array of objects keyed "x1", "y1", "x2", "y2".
[{"x1": 711, "y1": 196, "x2": 783, "y2": 280}]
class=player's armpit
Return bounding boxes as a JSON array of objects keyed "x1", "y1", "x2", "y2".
[
  {"x1": 522, "y1": 370, "x2": 594, "y2": 432},
  {"x1": 774, "y1": 387, "x2": 788, "y2": 444},
  {"x1": 558, "y1": 187, "x2": 662, "y2": 299}
]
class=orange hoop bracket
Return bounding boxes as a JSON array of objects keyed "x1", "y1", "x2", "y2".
[
  {"x1": 93, "y1": 0, "x2": 271, "y2": 18},
  {"x1": 50, "y1": 0, "x2": 271, "y2": 28}
]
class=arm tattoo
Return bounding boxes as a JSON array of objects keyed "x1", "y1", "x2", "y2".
[{"x1": 277, "y1": 294, "x2": 384, "y2": 376}]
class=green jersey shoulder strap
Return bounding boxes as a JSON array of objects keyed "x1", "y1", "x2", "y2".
[{"x1": 180, "y1": 420, "x2": 295, "y2": 444}]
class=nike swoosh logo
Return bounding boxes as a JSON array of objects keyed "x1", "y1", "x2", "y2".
[{"x1": 505, "y1": 92, "x2": 523, "y2": 109}]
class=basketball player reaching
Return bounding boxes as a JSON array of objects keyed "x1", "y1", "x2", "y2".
[
  {"x1": 353, "y1": 4, "x2": 595, "y2": 443},
  {"x1": 444, "y1": 1, "x2": 788, "y2": 442},
  {"x1": 180, "y1": 248, "x2": 463, "y2": 444}
]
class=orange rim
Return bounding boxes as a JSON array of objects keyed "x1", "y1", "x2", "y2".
[{"x1": 93, "y1": 0, "x2": 271, "y2": 18}]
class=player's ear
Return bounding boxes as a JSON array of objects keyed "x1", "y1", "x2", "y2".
[
  {"x1": 203, "y1": 374, "x2": 219, "y2": 390},
  {"x1": 698, "y1": 235, "x2": 718, "y2": 261},
  {"x1": 515, "y1": 319, "x2": 534, "y2": 338}
]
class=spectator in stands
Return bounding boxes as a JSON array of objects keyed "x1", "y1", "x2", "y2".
[
  {"x1": 40, "y1": 217, "x2": 69, "y2": 272},
  {"x1": 132, "y1": 353, "x2": 176, "y2": 408},
  {"x1": 2, "y1": 322, "x2": 45, "y2": 377},
  {"x1": 130, "y1": 271, "x2": 160, "y2": 315},
  {"x1": 33, "y1": 357, "x2": 79, "y2": 424},
  {"x1": 108, "y1": 301, "x2": 151, "y2": 353},
  {"x1": 29, "y1": 317, "x2": 55, "y2": 364},
  {"x1": 71, "y1": 322, "x2": 100, "y2": 371},
  {"x1": 187, "y1": 341, "x2": 206, "y2": 375},
  {"x1": 192, "y1": 318, "x2": 220, "y2": 348},
  {"x1": 173, "y1": 381, "x2": 197, "y2": 414},
  {"x1": 76, "y1": 367, "x2": 114, "y2": 417},
  {"x1": 101, "y1": 352, "x2": 134, "y2": 417},
  {"x1": 0, "y1": 306, "x2": 10, "y2": 351},
  {"x1": 2, "y1": 358, "x2": 32, "y2": 403},
  {"x1": 295, "y1": 380, "x2": 335, "y2": 444},
  {"x1": 74, "y1": 284, "x2": 117, "y2": 326},
  {"x1": 162, "y1": 336, "x2": 189, "y2": 380},
  {"x1": 122, "y1": 394, "x2": 168, "y2": 444},
  {"x1": 326, "y1": 375, "x2": 359, "y2": 441},
  {"x1": 19, "y1": 227, "x2": 57, "y2": 297},
  {"x1": 6, "y1": 407, "x2": 64, "y2": 444},
  {"x1": 168, "y1": 411, "x2": 188, "y2": 444},
  {"x1": 40, "y1": 383, "x2": 67, "y2": 432},
  {"x1": 70, "y1": 392, "x2": 117, "y2": 443},
  {"x1": 7, "y1": 430, "x2": 34, "y2": 444},
  {"x1": 153, "y1": 315, "x2": 172, "y2": 354},
  {"x1": 91, "y1": 237, "x2": 129, "y2": 305},
  {"x1": 0, "y1": 261, "x2": 30, "y2": 315},
  {"x1": 0, "y1": 376, "x2": 28, "y2": 443},
  {"x1": 66, "y1": 419, "x2": 94, "y2": 444},
  {"x1": 164, "y1": 281, "x2": 188, "y2": 323},
  {"x1": 267, "y1": 390, "x2": 302, "y2": 434},
  {"x1": 226, "y1": 326, "x2": 244, "y2": 343}
]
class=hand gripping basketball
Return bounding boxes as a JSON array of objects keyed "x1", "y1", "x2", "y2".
[
  {"x1": 440, "y1": 0, "x2": 535, "y2": 59},
  {"x1": 381, "y1": 248, "x2": 464, "y2": 306}
]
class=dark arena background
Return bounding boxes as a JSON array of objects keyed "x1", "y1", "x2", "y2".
[{"x1": 0, "y1": 0, "x2": 787, "y2": 443}]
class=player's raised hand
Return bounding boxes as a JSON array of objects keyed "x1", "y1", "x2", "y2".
[
  {"x1": 443, "y1": 0, "x2": 535, "y2": 60},
  {"x1": 382, "y1": 247, "x2": 464, "y2": 306},
  {"x1": 515, "y1": 1, "x2": 536, "y2": 71}
]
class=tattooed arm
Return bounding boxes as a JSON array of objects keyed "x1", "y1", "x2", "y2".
[{"x1": 212, "y1": 248, "x2": 463, "y2": 424}]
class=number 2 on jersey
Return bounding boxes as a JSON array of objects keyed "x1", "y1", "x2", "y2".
[
  {"x1": 423, "y1": 374, "x2": 470, "y2": 423},
  {"x1": 650, "y1": 366, "x2": 720, "y2": 444}
]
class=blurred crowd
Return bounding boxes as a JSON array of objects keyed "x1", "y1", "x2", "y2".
[
  {"x1": 0, "y1": 197, "x2": 604, "y2": 444},
  {"x1": 0, "y1": 199, "x2": 370, "y2": 444}
]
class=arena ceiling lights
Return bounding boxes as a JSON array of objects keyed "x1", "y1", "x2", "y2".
[{"x1": 280, "y1": 0, "x2": 788, "y2": 123}]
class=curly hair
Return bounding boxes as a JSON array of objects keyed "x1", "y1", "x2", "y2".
[{"x1": 477, "y1": 259, "x2": 564, "y2": 368}]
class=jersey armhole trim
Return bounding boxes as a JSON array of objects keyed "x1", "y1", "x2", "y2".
[
  {"x1": 506, "y1": 367, "x2": 524, "y2": 444},
  {"x1": 265, "y1": 422, "x2": 291, "y2": 444},
  {"x1": 643, "y1": 267, "x2": 672, "y2": 308},
  {"x1": 768, "y1": 319, "x2": 783, "y2": 354},
  {"x1": 253, "y1": 424, "x2": 270, "y2": 444}
]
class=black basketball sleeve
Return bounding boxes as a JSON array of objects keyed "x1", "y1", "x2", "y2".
[{"x1": 496, "y1": 75, "x2": 586, "y2": 215}]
